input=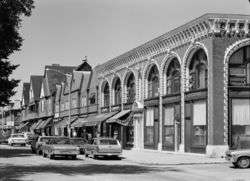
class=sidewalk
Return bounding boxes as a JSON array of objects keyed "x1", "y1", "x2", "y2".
[{"x1": 122, "y1": 149, "x2": 227, "y2": 166}]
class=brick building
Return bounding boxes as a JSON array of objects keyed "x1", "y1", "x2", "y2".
[{"x1": 96, "y1": 14, "x2": 250, "y2": 157}]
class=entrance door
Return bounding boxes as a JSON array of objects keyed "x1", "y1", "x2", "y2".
[
  {"x1": 154, "y1": 121, "x2": 159, "y2": 149},
  {"x1": 185, "y1": 118, "x2": 192, "y2": 152}
]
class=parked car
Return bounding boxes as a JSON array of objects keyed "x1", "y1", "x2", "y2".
[
  {"x1": 225, "y1": 149, "x2": 250, "y2": 168},
  {"x1": 42, "y1": 137, "x2": 79, "y2": 159},
  {"x1": 70, "y1": 138, "x2": 87, "y2": 154},
  {"x1": 8, "y1": 133, "x2": 26, "y2": 146},
  {"x1": 22, "y1": 132, "x2": 34, "y2": 145},
  {"x1": 32, "y1": 136, "x2": 57, "y2": 155},
  {"x1": 85, "y1": 137, "x2": 122, "y2": 159}
]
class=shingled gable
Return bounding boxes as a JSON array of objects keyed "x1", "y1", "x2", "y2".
[
  {"x1": 21, "y1": 83, "x2": 30, "y2": 107},
  {"x1": 44, "y1": 64, "x2": 77, "y2": 96},
  {"x1": 88, "y1": 65, "x2": 100, "y2": 93},
  {"x1": 76, "y1": 59, "x2": 92, "y2": 71},
  {"x1": 71, "y1": 71, "x2": 84, "y2": 92},
  {"x1": 30, "y1": 75, "x2": 43, "y2": 103}
]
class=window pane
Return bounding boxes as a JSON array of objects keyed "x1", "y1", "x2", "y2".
[
  {"x1": 193, "y1": 125, "x2": 206, "y2": 146},
  {"x1": 163, "y1": 126, "x2": 174, "y2": 147},
  {"x1": 146, "y1": 109, "x2": 154, "y2": 126},
  {"x1": 145, "y1": 127, "x2": 154, "y2": 144},
  {"x1": 164, "y1": 107, "x2": 174, "y2": 125},
  {"x1": 193, "y1": 101, "x2": 206, "y2": 126},
  {"x1": 232, "y1": 99, "x2": 250, "y2": 125}
]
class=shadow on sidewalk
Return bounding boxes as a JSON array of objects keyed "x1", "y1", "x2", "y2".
[
  {"x1": 0, "y1": 146, "x2": 32, "y2": 158},
  {"x1": 0, "y1": 164, "x2": 184, "y2": 181}
]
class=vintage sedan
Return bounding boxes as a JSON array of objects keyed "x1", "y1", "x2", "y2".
[
  {"x1": 85, "y1": 137, "x2": 122, "y2": 159},
  {"x1": 8, "y1": 133, "x2": 26, "y2": 146},
  {"x1": 31, "y1": 136, "x2": 57, "y2": 154},
  {"x1": 225, "y1": 149, "x2": 250, "y2": 168},
  {"x1": 70, "y1": 138, "x2": 87, "y2": 154},
  {"x1": 42, "y1": 137, "x2": 79, "y2": 159}
]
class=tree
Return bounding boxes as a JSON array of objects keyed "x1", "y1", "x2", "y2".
[{"x1": 0, "y1": 0, "x2": 34, "y2": 106}]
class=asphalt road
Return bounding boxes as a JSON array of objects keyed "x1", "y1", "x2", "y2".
[{"x1": 0, "y1": 144, "x2": 249, "y2": 181}]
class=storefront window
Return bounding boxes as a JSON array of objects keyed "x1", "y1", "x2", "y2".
[
  {"x1": 148, "y1": 65, "x2": 159, "y2": 98},
  {"x1": 166, "y1": 58, "x2": 180, "y2": 94},
  {"x1": 145, "y1": 109, "x2": 154, "y2": 145},
  {"x1": 103, "y1": 83, "x2": 110, "y2": 107},
  {"x1": 114, "y1": 79, "x2": 121, "y2": 105},
  {"x1": 231, "y1": 99, "x2": 250, "y2": 149},
  {"x1": 163, "y1": 107, "x2": 174, "y2": 147},
  {"x1": 189, "y1": 49, "x2": 208, "y2": 91},
  {"x1": 229, "y1": 45, "x2": 250, "y2": 86},
  {"x1": 192, "y1": 101, "x2": 207, "y2": 146},
  {"x1": 126, "y1": 73, "x2": 136, "y2": 103}
]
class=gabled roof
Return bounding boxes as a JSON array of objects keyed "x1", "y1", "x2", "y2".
[
  {"x1": 80, "y1": 71, "x2": 92, "y2": 94},
  {"x1": 22, "y1": 83, "x2": 30, "y2": 106},
  {"x1": 55, "y1": 85, "x2": 61, "y2": 102},
  {"x1": 30, "y1": 75, "x2": 43, "y2": 101},
  {"x1": 44, "y1": 64, "x2": 76, "y2": 96},
  {"x1": 88, "y1": 66, "x2": 100, "y2": 93},
  {"x1": 76, "y1": 60, "x2": 92, "y2": 71},
  {"x1": 71, "y1": 71, "x2": 84, "y2": 92}
]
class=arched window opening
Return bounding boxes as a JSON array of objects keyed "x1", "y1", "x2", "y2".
[
  {"x1": 229, "y1": 45, "x2": 250, "y2": 86},
  {"x1": 148, "y1": 65, "x2": 159, "y2": 98},
  {"x1": 126, "y1": 73, "x2": 136, "y2": 103},
  {"x1": 114, "y1": 79, "x2": 121, "y2": 105},
  {"x1": 166, "y1": 58, "x2": 181, "y2": 94},
  {"x1": 103, "y1": 83, "x2": 110, "y2": 107},
  {"x1": 189, "y1": 49, "x2": 208, "y2": 90}
]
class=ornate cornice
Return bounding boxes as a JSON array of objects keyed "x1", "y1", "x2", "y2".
[{"x1": 97, "y1": 13, "x2": 250, "y2": 77}]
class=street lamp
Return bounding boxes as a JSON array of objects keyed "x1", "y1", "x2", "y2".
[{"x1": 45, "y1": 68, "x2": 72, "y2": 138}]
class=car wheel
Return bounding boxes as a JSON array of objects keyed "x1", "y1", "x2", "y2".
[
  {"x1": 49, "y1": 154, "x2": 54, "y2": 160},
  {"x1": 85, "y1": 151, "x2": 89, "y2": 157},
  {"x1": 237, "y1": 157, "x2": 250, "y2": 169},
  {"x1": 43, "y1": 152, "x2": 47, "y2": 158},
  {"x1": 71, "y1": 155, "x2": 77, "y2": 160}
]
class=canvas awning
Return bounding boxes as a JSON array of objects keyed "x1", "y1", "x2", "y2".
[
  {"x1": 16, "y1": 122, "x2": 29, "y2": 130},
  {"x1": 54, "y1": 116, "x2": 78, "y2": 128},
  {"x1": 106, "y1": 110, "x2": 131, "y2": 123},
  {"x1": 39, "y1": 118, "x2": 53, "y2": 129},
  {"x1": 72, "y1": 112, "x2": 118, "y2": 127},
  {"x1": 34, "y1": 119, "x2": 45, "y2": 130}
]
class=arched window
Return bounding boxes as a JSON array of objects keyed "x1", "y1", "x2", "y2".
[
  {"x1": 103, "y1": 83, "x2": 110, "y2": 107},
  {"x1": 148, "y1": 65, "x2": 159, "y2": 98},
  {"x1": 114, "y1": 79, "x2": 121, "y2": 105},
  {"x1": 166, "y1": 58, "x2": 181, "y2": 94},
  {"x1": 126, "y1": 73, "x2": 136, "y2": 103},
  {"x1": 229, "y1": 45, "x2": 250, "y2": 86},
  {"x1": 189, "y1": 49, "x2": 208, "y2": 90}
]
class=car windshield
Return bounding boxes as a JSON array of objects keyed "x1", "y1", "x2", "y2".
[
  {"x1": 40, "y1": 137, "x2": 53, "y2": 142},
  {"x1": 99, "y1": 139, "x2": 118, "y2": 145},
  {"x1": 49, "y1": 138, "x2": 70, "y2": 144},
  {"x1": 12, "y1": 134, "x2": 24, "y2": 138},
  {"x1": 70, "y1": 138, "x2": 87, "y2": 145}
]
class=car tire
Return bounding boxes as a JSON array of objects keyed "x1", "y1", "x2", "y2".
[
  {"x1": 237, "y1": 157, "x2": 250, "y2": 169},
  {"x1": 49, "y1": 154, "x2": 54, "y2": 160},
  {"x1": 43, "y1": 152, "x2": 47, "y2": 158},
  {"x1": 71, "y1": 155, "x2": 77, "y2": 160},
  {"x1": 85, "y1": 151, "x2": 89, "y2": 157}
]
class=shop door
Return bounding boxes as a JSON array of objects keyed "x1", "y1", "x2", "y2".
[
  {"x1": 185, "y1": 118, "x2": 192, "y2": 152},
  {"x1": 154, "y1": 121, "x2": 159, "y2": 149}
]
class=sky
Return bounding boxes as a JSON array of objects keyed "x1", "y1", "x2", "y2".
[{"x1": 9, "y1": 0, "x2": 250, "y2": 101}]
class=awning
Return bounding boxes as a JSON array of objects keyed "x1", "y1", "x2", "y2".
[
  {"x1": 34, "y1": 119, "x2": 45, "y2": 130},
  {"x1": 30, "y1": 119, "x2": 43, "y2": 130},
  {"x1": 106, "y1": 110, "x2": 133, "y2": 126},
  {"x1": 39, "y1": 118, "x2": 53, "y2": 129},
  {"x1": 30, "y1": 121, "x2": 38, "y2": 130},
  {"x1": 106, "y1": 110, "x2": 131, "y2": 123},
  {"x1": 72, "y1": 112, "x2": 118, "y2": 127},
  {"x1": 16, "y1": 122, "x2": 29, "y2": 130},
  {"x1": 54, "y1": 116, "x2": 78, "y2": 128}
]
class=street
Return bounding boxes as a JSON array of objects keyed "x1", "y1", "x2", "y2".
[{"x1": 0, "y1": 145, "x2": 249, "y2": 181}]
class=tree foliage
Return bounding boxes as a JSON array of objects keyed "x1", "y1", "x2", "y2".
[{"x1": 0, "y1": 0, "x2": 34, "y2": 106}]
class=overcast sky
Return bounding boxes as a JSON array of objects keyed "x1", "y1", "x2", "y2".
[{"x1": 9, "y1": 0, "x2": 250, "y2": 101}]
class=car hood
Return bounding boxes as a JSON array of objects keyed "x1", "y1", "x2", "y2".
[
  {"x1": 227, "y1": 149, "x2": 250, "y2": 155},
  {"x1": 50, "y1": 144, "x2": 77, "y2": 149}
]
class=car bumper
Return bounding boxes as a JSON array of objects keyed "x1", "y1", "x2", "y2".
[
  {"x1": 53, "y1": 150, "x2": 79, "y2": 155},
  {"x1": 96, "y1": 152, "x2": 122, "y2": 156},
  {"x1": 225, "y1": 155, "x2": 237, "y2": 163}
]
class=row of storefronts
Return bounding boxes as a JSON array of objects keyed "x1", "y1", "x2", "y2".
[{"x1": 19, "y1": 13, "x2": 250, "y2": 157}]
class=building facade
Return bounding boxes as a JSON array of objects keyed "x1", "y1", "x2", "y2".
[{"x1": 96, "y1": 14, "x2": 250, "y2": 157}]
